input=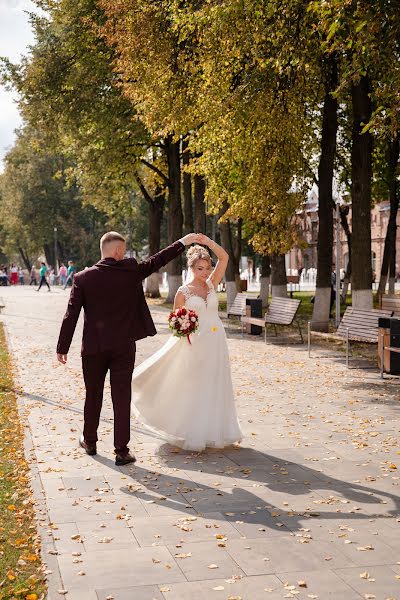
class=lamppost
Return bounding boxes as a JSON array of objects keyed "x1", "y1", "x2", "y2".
[
  {"x1": 54, "y1": 227, "x2": 58, "y2": 274},
  {"x1": 335, "y1": 201, "x2": 341, "y2": 328}
]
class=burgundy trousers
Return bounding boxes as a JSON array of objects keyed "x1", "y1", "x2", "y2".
[{"x1": 82, "y1": 344, "x2": 135, "y2": 454}]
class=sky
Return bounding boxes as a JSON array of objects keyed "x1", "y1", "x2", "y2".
[{"x1": 0, "y1": 0, "x2": 38, "y2": 169}]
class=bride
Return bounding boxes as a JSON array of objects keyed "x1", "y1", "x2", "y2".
[{"x1": 132, "y1": 233, "x2": 243, "y2": 451}]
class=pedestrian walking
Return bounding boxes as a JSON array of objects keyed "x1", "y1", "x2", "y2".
[
  {"x1": 29, "y1": 265, "x2": 37, "y2": 286},
  {"x1": 58, "y1": 263, "x2": 67, "y2": 287},
  {"x1": 36, "y1": 262, "x2": 51, "y2": 292},
  {"x1": 63, "y1": 260, "x2": 76, "y2": 289},
  {"x1": 10, "y1": 264, "x2": 18, "y2": 285},
  {"x1": 18, "y1": 267, "x2": 24, "y2": 285},
  {"x1": 0, "y1": 267, "x2": 8, "y2": 286}
]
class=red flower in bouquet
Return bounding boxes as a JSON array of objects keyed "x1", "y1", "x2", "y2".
[{"x1": 168, "y1": 306, "x2": 199, "y2": 344}]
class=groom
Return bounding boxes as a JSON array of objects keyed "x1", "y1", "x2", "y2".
[{"x1": 56, "y1": 231, "x2": 200, "y2": 465}]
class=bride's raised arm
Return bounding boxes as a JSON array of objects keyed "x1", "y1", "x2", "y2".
[{"x1": 197, "y1": 234, "x2": 229, "y2": 287}]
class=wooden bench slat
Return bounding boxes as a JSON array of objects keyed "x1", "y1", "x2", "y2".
[{"x1": 334, "y1": 307, "x2": 393, "y2": 343}]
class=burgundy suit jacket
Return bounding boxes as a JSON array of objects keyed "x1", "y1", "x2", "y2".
[{"x1": 56, "y1": 241, "x2": 184, "y2": 356}]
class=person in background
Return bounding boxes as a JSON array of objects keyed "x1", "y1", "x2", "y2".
[
  {"x1": 36, "y1": 262, "x2": 51, "y2": 292},
  {"x1": 10, "y1": 264, "x2": 18, "y2": 285},
  {"x1": 49, "y1": 266, "x2": 56, "y2": 286},
  {"x1": 64, "y1": 260, "x2": 76, "y2": 289},
  {"x1": 0, "y1": 267, "x2": 8, "y2": 286},
  {"x1": 18, "y1": 267, "x2": 24, "y2": 285},
  {"x1": 29, "y1": 265, "x2": 37, "y2": 286},
  {"x1": 58, "y1": 263, "x2": 67, "y2": 287}
]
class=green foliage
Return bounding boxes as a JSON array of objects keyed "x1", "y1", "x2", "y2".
[{"x1": 0, "y1": 127, "x2": 109, "y2": 267}]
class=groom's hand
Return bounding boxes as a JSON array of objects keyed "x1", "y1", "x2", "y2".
[
  {"x1": 181, "y1": 233, "x2": 201, "y2": 245},
  {"x1": 57, "y1": 353, "x2": 68, "y2": 364}
]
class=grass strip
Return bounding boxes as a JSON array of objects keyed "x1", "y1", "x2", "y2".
[{"x1": 0, "y1": 323, "x2": 46, "y2": 600}]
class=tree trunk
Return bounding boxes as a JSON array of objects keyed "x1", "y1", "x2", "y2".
[
  {"x1": 351, "y1": 75, "x2": 373, "y2": 309},
  {"x1": 182, "y1": 138, "x2": 193, "y2": 235},
  {"x1": 377, "y1": 136, "x2": 400, "y2": 297},
  {"x1": 219, "y1": 213, "x2": 241, "y2": 308},
  {"x1": 260, "y1": 255, "x2": 271, "y2": 307},
  {"x1": 271, "y1": 254, "x2": 287, "y2": 297},
  {"x1": 194, "y1": 174, "x2": 206, "y2": 233},
  {"x1": 44, "y1": 242, "x2": 54, "y2": 267},
  {"x1": 339, "y1": 205, "x2": 352, "y2": 303},
  {"x1": 311, "y1": 57, "x2": 338, "y2": 331},
  {"x1": 165, "y1": 136, "x2": 183, "y2": 302},
  {"x1": 146, "y1": 187, "x2": 164, "y2": 298},
  {"x1": 135, "y1": 175, "x2": 165, "y2": 298},
  {"x1": 18, "y1": 247, "x2": 31, "y2": 272}
]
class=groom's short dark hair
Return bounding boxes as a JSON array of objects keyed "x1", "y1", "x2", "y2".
[{"x1": 100, "y1": 231, "x2": 126, "y2": 251}]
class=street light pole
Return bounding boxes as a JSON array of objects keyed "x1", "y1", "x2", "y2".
[
  {"x1": 335, "y1": 201, "x2": 341, "y2": 328},
  {"x1": 54, "y1": 226, "x2": 58, "y2": 274}
]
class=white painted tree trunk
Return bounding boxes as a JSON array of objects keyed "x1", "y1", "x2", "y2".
[
  {"x1": 271, "y1": 284, "x2": 287, "y2": 298},
  {"x1": 259, "y1": 276, "x2": 270, "y2": 307},
  {"x1": 311, "y1": 287, "x2": 331, "y2": 332},
  {"x1": 166, "y1": 274, "x2": 182, "y2": 304},
  {"x1": 144, "y1": 272, "x2": 160, "y2": 298},
  {"x1": 226, "y1": 281, "x2": 238, "y2": 310},
  {"x1": 341, "y1": 279, "x2": 350, "y2": 303},
  {"x1": 352, "y1": 289, "x2": 373, "y2": 310}
]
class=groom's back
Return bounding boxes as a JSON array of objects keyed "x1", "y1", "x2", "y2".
[{"x1": 73, "y1": 257, "x2": 157, "y2": 355}]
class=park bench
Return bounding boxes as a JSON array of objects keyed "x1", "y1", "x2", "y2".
[
  {"x1": 220, "y1": 292, "x2": 251, "y2": 323},
  {"x1": 381, "y1": 295, "x2": 400, "y2": 317},
  {"x1": 241, "y1": 297, "x2": 303, "y2": 343},
  {"x1": 308, "y1": 307, "x2": 393, "y2": 367}
]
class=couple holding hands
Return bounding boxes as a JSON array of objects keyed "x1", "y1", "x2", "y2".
[{"x1": 56, "y1": 232, "x2": 242, "y2": 465}]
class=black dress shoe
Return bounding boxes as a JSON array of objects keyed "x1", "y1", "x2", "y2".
[
  {"x1": 115, "y1": 452, "x2": 136, "y2": 466},
  {"x1": 79, "y1": 434, "x2": 97, "y2": 456}
]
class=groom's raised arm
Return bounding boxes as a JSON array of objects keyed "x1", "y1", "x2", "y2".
[
  {"x1": 57, "y1": 278, "x2": 84, "y2": 356},
  {"x1": 137, "y1": 234, "x2": 199, "y2": 280}
]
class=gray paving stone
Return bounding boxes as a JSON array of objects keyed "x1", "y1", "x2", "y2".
[
  {"x1": 62, "y1": 475, "x2": 111, "y2": 498},
  {"x1": 335, "y1": 564, "x2": 400, "y2": 599},
  {"x1": 165, "y1": 540, "x2": 245, "y2": 582},
  {"x1": 77, "y1": 519, "x2": 139, "y2": 551},
  {"x1": 57, "y1": 546, "x2": 185, "y2": 592},
  {"x1": 276, "y1": 569, "x2": 363, "y2": 599},
  {"x1": 47, "y1": 493, "x2": 147, "y2": 523},
  {"x1": 158, "y1": 575, "x2": 284, "y2": 599},
  {"x1": 225, "y1": 537, "x2": 353, "y2": 575},
  {"x1": 128, "y1": 512, "x2": 241, "y2": 547},
  {"x1": 96, "y1": 584, "x2": 164, "y2": 599}
]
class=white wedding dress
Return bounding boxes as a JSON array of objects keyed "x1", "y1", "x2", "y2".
[{"x1": 132, "y1": 279, "x2": 243, "y2": 451}]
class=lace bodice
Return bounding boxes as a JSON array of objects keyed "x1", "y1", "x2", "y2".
[{"x1": 177, "y1": 280, "x2": 219, "y2": 319}]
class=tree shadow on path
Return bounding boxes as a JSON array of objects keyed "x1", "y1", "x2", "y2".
[{"x1": 93, "y1": 445, "x2": 400, "y2": 537}]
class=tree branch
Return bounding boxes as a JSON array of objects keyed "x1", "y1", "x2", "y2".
[
  {"x1": 134, "y1": 172, "x2": 155, "y2": 206},
  {"x1": 140, "y1": 158, "x2": 170, "y2": 186}
]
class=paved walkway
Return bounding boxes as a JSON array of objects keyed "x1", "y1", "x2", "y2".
[{"x1": 1, "y1": 285, "x2": 400, "y2": 600}]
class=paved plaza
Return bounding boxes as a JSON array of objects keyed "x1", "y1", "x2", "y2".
[{"x1": 1, "y1": 285, "x2": 400, "y2": 600}]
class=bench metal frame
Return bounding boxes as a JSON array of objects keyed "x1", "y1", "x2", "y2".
[{"x1": 308, "y1": 307, "x2": 393, "y2": 368}]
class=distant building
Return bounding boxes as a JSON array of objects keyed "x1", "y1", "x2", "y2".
[{"x1": 287, "y1": 190, "x2": 398, "y2": 280}]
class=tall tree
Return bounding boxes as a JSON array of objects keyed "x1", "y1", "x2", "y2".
[
  {"x1": 351, "y1": 75, "x2": 373, "y2": 308},
  {"x1": 377, "y1": 136, "x2": 400, "y2": 296},
  {"x1": 311, "y1": 56, "x2": 339, "y2": 331}
]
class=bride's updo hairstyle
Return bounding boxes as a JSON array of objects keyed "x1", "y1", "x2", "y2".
[{"x1": 186, "y1": 245, "x2": 211, "y2": 269}]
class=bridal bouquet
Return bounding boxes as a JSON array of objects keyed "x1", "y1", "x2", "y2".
[{"x1": 168, "y1": 307, "x2": 199, "y2": 344}]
